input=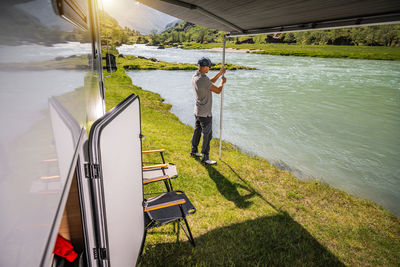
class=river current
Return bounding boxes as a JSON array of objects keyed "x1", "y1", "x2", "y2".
[{"x1": 119, "y1": 44, "x2": 400, "y2": 216}]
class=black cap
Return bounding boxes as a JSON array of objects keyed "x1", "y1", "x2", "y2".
[{"x1": 198, "y1": 57, "x2": 214, "y2": 67}]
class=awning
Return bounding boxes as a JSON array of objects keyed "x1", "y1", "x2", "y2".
[{"x1": 137, "y1": 0, "x2": 400, "y2": 36}]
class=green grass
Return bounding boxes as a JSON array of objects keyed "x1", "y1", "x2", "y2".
[
  {"x1": 104, "y1": 67, "x2": 400, "y2": 266},
  {"x1": 180, "y1": 42, "x2": 400, "y2": 61}
]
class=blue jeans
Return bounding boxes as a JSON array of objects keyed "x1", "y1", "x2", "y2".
[{"x1": 191, "y1": 116, "x2": 212, "y2": 160}]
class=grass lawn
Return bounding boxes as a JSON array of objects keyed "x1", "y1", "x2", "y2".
[
  {"x1": 180, "y1": 42, "x2": 400, "y2": 61},
  {"x1": 104, "y1": 67, "x2": 400, "y2": 266}
]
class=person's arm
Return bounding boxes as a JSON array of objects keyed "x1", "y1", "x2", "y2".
[
  {"x1": 210, "y1": 68, "x2": 226, "y2": 83},
  {"x1": 210, "y1": 76, "x2": 227, "y2": 94}
]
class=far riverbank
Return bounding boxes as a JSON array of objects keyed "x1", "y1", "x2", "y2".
[{"x1": 177, "y1": 42, "x2": 400, "y2": 61}]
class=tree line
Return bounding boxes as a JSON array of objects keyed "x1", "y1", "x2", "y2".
[
  {"x1": 145, "y1": 21, "x2": 400, "y2": 47},
  {"x1": 93, "y1": 13, "x2": 400, "y2": 48}
]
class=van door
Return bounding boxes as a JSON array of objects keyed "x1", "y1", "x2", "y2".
[{"x1": 86, "y1": 94, "x2": 144, "y2": 266}]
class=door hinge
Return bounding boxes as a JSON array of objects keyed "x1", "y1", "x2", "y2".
[
  {"x1": 93, "y1": 247, "x2": 108, "y2": 260},
  {"x1": 84, "y1": 163, "x2": 101, "y2": 179},
  {"x1": 93, "y1": 248, "x2": 98, "y2": 259}
]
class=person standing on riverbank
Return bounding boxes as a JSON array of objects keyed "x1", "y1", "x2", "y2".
[{"x1": 191, "y1": 57, "x2": 226, "y2": 165}]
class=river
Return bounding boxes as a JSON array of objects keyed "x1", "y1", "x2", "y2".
[{"x1": 119, "y1": 44, "x2": 400, "y2": 216}]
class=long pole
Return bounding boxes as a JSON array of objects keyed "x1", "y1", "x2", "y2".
[{"x1": 219, "y1": 35, "x2": 226, "y2": 159}]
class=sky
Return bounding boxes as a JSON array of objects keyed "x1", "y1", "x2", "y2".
[{"x1": 99, "y1": 0, "x2": 178, "y2": 34}]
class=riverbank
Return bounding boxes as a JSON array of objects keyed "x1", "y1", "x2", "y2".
[
  {"x1": 104, "y1": 67, "x2": 400, "y2": 266},
  {"x1": 179, "y1": 42, "x2": 400, "y2": 61}
]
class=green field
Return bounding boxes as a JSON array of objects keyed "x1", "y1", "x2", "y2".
[
  {"x1": 103, "y1": 65, "x2": 400, "y2": 266},
  {"x1": 180, "y1": 42, "x2": 400, "y2": 61}
]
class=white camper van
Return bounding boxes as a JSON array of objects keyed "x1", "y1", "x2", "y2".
[
  {"x1": 0, "y1": 0, "x2": 148, "y2": 265},
  {"x1": 1, "y1": 0, "x2": 399, "y2": 266}
]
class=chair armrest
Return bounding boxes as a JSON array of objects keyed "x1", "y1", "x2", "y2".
[
  {"x1": 142, "y1": 149, "x2": 165, "y2": 154},
  {"x1": 144, "y1": 199, "x2": 186, "y2": 212},
  {"x1": 143, "y1": 175, "x2": 170, "y2": 184},
  {"x1": 142, "y1": 163, "x2": 168, "y2": 170}
]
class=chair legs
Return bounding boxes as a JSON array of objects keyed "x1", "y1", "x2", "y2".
[
  {"x1": 172, "y1": 219, "x2": 195, "y2": 247},
  {"x1": 179, "y1": 219, "x2": 195, "y2": 246},
  {"x1": 179, "y1": 205, "x2": 196, "y2": 247},
  {"x1": 144, "y1": 204, "x2": 196, "y2": 248},
  {"x1": 162, "y1": 179, "x2": 174, "y2": 192},
  {"x1": 163, "y1": 180, "x2": 171, "y2": 191}
]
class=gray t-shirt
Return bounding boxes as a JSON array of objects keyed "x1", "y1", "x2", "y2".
[{"x1": 192, "y1": 71, "x2": 213, "y2": 117}]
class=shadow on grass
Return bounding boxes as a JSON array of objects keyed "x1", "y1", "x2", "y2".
[
  {"x1": 195, "y1": 158, "x2": 278, "y2": 210},
  {"x1": 221, "y1": 160, "x2": 280, "y2": 210},
  {"x1": 140, "y1": 213, "x2": 345, "y2": 266},
  {"x1": 198, "y1": 158, "x2": 255, "y2": 209}
]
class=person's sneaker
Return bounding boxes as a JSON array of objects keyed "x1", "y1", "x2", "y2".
[
  {"x1": 190, "y1": 152, "x2": 202, "y2": 157},
  {"x1": 202, "y1": 159, "x2": 217, "y2": 165}
]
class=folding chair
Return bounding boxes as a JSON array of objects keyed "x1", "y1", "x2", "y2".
[
  {"x1": 142, "y1": 149, "x2": 177, "y2": 191},
  {"x1": 142, "y1": 191, "x2": 196, "y2": 250},
  {"x1": 141, "y1": 150, "x2": 196, "y2": 247}
]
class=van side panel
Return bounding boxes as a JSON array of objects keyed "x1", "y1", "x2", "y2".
[
  {"x1": 0, "y1": 0, "x2": 103, "y2": 265},
  {"x1": 99, "y1": 99, "x2": 145, "y2": 265}
]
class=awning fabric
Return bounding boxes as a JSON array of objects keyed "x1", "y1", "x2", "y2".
[{"x1": 137, "y1": 0, "x2": 400, "y2": 36}]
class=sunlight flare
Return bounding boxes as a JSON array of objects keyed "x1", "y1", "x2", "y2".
[{"x1": 101, "y1": 0, "x2": 113, "y2": 9}]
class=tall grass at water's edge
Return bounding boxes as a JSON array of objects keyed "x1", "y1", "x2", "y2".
[{"x1": 104, "y1": 68, "x2": 400, "y2": 266}]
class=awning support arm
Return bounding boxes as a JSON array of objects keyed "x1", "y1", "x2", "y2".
[
  {"x1": 219, "y1": 34, "x2": 226, "y2": 160},
  {"x1": 160, "y1": 0, "x2": 244, "y2": 33}
]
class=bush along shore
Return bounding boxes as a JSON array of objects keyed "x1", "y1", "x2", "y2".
[{"x1": 103, "y1": 64, "x2": 400, "y2": 266}]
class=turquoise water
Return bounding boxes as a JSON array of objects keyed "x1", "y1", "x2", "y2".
[{"x1": 119, "y1": 45, "x2": 400, "y2": 216}]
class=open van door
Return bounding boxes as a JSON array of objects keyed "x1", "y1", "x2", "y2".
[{"x1": 86, "y1": 94, "x2": 144, "y2": 266}]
